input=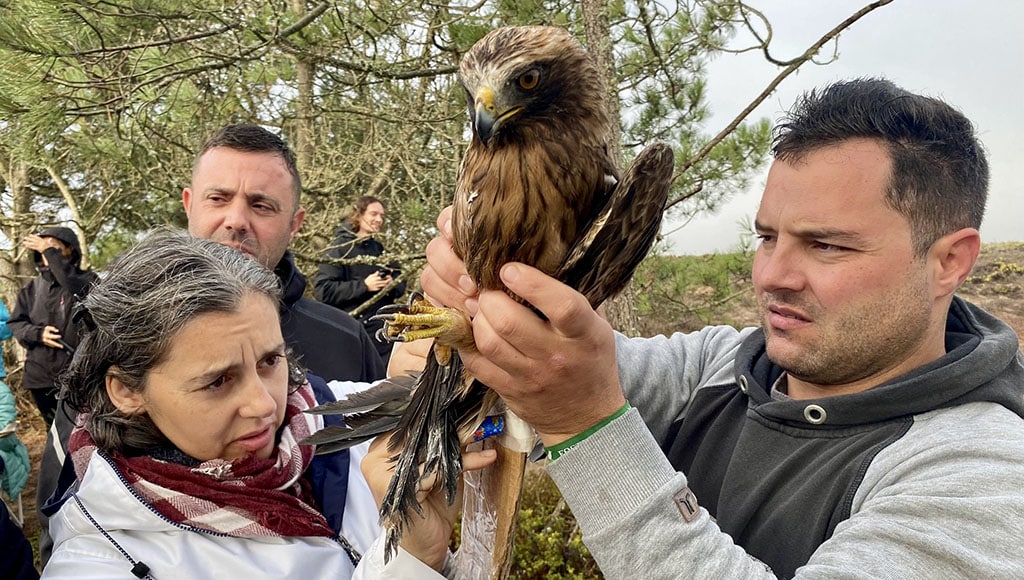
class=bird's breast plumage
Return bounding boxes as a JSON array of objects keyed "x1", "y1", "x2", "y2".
[{"x1": 452, "y1": 134, "x2": 615, "y2": 292}]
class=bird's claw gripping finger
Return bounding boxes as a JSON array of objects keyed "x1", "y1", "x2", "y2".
[{"x1": 372, "y1": 292, "x2": 456, "y2": 343}]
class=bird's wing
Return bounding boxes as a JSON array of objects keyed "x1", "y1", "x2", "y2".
[{"x1": 556, "y1": 142, "x2": 674, "y2": 307}]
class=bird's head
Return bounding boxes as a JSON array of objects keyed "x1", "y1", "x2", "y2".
[{"x1": 458, "y1": 26, "x2": 610, "y2": 146}]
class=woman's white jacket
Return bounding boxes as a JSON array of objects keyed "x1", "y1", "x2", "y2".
[{"x1": 42, "y1": 380, "x2": 389, "y2": 579}]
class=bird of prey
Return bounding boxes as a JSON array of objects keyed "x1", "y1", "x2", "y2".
[{"x1": 306, "y1": 25, "x2": 673, "y2": 574}]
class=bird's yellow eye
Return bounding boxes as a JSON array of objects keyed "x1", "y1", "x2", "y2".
[{"x1": 518, "y1": 69, "x2": 540, "y2": 90}]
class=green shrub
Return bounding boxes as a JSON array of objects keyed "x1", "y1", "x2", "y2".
[
  {"x1": 510, "y1": 470, "x2": 602, "y2": 579},
  {"x1": 633, "y1": 251, "x2": 754, "y2": 334}
]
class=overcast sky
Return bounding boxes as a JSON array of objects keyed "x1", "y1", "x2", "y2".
[{"x1": 665, "y1": 0, "x2": 1023, "y2": 254}]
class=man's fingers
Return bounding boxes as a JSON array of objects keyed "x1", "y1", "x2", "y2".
[
  {"x1": 465, "y1": 302, "x2": 534, "y2": 376},
  {"x1": 427, "y1": 236, "x2": 476, "y2": 296},
  {"x1": 499, "y1": 263, "x2": 596, "y2": 339},
  {"x1": 435, "y1": 205, "x2": 454, "y2": 238},
  {"x1": 422, "y1": 235, "x2": 477, "y2": 312},
  {"x1": 420, "y1": 260, "x2": 464, "y2": 312},
  {"x1": 460, "y1": 338, "x2": 517, "y2": 396},
  {"x1": 472, "y1": 289, "x2": 559, "y2": 363}
]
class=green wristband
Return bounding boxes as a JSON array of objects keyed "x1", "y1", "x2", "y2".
[{"x1": 545, "y1": 402, "x2": 630, "y2": 461}]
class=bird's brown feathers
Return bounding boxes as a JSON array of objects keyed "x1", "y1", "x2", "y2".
[{"x1": 454, "y1": 26, "x2": 618, "y2": 292}]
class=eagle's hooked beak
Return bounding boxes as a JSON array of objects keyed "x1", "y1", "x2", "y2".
[
  {"x1": 473, "y1": 86, "x2": 521, "y2": 145},
  {"x1": 474, "y1": 86, "x2": 499, "y2": 144}
]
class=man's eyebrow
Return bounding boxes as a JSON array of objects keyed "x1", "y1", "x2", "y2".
[
  {"x1": 794, "y1": 228, "x2": 866, "y2": 244},
  {"x1": 202, "y1": 186, "x2": 234, "y2": 195},
  {"x1": 261, "y1": 342, "x2": 288, "y2": 359},
  {"x1": 753, "y1": 221, "x2": 866, "y2": 244}
]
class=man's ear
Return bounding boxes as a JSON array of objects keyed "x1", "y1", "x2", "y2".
[
  {"x1": 106, "y1": 370, "x2": 146, "y2": 415},
  {"x1": 289, "y1": 206, "x2": 306, "y2": 242},
  {"x1": 930, "y1": 227, "x2": 981, "y2": 297},
  {"x1": 182, "y1": 187, "x2": 193, "y2": 219}
]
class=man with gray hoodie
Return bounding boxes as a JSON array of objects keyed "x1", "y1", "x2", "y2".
[{"x1": 407, "y1": 78, "x2": 1024, "y2": 578}]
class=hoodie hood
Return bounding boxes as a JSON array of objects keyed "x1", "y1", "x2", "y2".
[
  {"x1": 275, "y1": 250, "x2": 307, "y2": 309},
  {"x1": 333, "y1": 223, "x2": 358, "y2": 241},
  {"x1": 35, "y1": 226, "x2": 83, "y2": 267},
  {"x1": 736, "y1": 295, "x2": 1024, "y2": 427}
]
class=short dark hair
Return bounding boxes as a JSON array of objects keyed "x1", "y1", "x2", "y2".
[
  {"x1": 772, "y1": 78, "x2": 989, "y2": 256},
  {"x1": 60, "y1": 228, "x2": 304, "y2": 455},
  {"x1": 194, "y1": 124, "x2": 302, "y2": 207},
  {"x1": 347, "y1": 195, "x2": 385, "y2": 231}
]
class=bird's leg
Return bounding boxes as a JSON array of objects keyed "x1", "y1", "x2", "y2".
[{"x1": 371, "y1": 292, "x2": 475, "y2": 351}]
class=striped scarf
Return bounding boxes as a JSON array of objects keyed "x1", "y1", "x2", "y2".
[{"x1": 69, "y1": 381, "x2": 335, "y2": 538}]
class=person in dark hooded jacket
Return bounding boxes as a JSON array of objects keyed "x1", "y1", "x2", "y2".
[
  {"x1": 314, "y1": 196, "x2": 406, "y2": 363},
  {"x1": 8, "y1": 227, "x2": 98, "y2": 426}
]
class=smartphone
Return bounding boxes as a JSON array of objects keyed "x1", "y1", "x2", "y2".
[{"x1": 56, "y1": 339, "x2": 76, "y2": 355}]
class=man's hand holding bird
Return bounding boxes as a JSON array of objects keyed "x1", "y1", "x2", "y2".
[{"x1": 422, "y1": 214, "x2": 626, "y2": 446}]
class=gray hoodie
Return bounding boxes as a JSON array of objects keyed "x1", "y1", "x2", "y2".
[{"x1": 549, "y1": 297, "x2": 1024, "y2": 579}]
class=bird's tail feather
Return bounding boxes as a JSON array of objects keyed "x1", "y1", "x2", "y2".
[{"x1": 381, "y1": 347, "x2": 469, "y2": 560}]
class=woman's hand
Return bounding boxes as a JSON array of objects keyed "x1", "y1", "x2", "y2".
[
  {"x1": 41, "y1": 325, "x2": 64, "y2": 349},
  {"x1": 386, "y1": 337, "x2": 432, "y2": 377},
  {"x1": 361, "y1": 435, "x2": 496, "y2": 570},
  {"x1": 23, "y1": 234, "x2": 64, "y2": 266},
  {"x1": 22, "y1": 234, "x2": 61, "y2": 253},
  {"x1": 364, "y1": 271, "x2": 390, "y2": 292}
]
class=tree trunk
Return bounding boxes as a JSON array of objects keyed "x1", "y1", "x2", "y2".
[
  {"x1": 581, "y1": 0, "x2": 643, "y2": 336},
  {"x1": 581, "y1": 0, "x2": 622, "y2": 164},
  {"x1": 1, "y1": 159, "x2": 34, "y2": 369},
  {"x1": 46, "y1": 166, "x2": 90, "y2": 270},
  {"x1": 4, "y1": 160, "x2": 37, "y2": 285},
  {"x1": 290, "y1": 0, "x2": 316, "y2": 174}
]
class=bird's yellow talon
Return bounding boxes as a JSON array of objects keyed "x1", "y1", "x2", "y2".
[{"x1": 373, "y1": 292, "x2": 457, "y2": 343}]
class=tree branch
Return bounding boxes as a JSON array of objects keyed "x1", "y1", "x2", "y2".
[
  {"x1": 64, "y1": 26, "x2": 234, "y2": 58},
  {"x1": 278, "y1": 1, "x2": 330, "y2": 39},
  {"x1": 44, "y1": 165, "x2": 90, "y2": 268},
  {"x1": 667, "y1": 0, "x2": 895, "y2": 209}
]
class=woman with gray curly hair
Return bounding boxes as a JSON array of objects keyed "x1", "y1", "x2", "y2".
[{"x1": 42, "y1": 229, "x2": 386, "y2": 579}]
